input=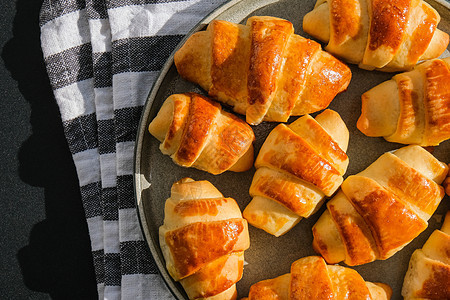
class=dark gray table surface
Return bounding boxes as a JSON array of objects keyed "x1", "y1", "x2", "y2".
[{"x1": 0, "y1": 0, "x2": 97, "y2": 298}]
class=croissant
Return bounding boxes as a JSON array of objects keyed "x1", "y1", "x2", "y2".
[
  {"x1": 303, "y1": 0, "x2": 449, "y2": 71},
  {"x1": 357, "y1": 58, "x2": 450, "y2": 146},
  {"x1": 174, "y1": 16, "x2": 351, "y2": 125},
  {"x1": 313, "y1": 145, "x2": 448, "y2": 266},
  {"x1": 159, "y1": 178, "x2": 250, "y2": 300},
  {"x1": 242, "y1": 256, "x2": 392, "y2": 300},
  {"x1": 148, "y1": 93, "x2": 255, "y2": 175},
  {"x1": 243, "y1": 109, "x2": 349, "y2": 236},
  {"x1": 402, "y1": 211, "x2": 450, "y2": 299}
]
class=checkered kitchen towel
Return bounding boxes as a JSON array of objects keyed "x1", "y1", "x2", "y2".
[{"x1": 39, "y1": 0, "x2": 227, "y2": 298}]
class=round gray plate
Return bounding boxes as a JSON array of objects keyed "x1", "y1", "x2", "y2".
[{"x1": 134, "y1": 1, "x2": 450, "y2": 299}]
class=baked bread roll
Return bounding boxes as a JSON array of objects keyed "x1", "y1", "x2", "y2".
[
  {"x1": 313, "y1": 145, "x2": 448, "y2": 266},
  {"x1": 159, "y1": 178, "x2": 250, "y2": 300},
  {"x1": 402, "y1": 211, "x2": 450, "y2": 299},
  {"x1": 243, "y1": 109, "x2": 349, "y2": 236},
  {"x1": 357, "y1": 58, "x2": 450, "y2": 146},
  {"x1": 148, "y1": 93, "x2": 255, "y2": 175},
  {"x1": 303, "y1": 0, "x2": 449, "y2": 71},
  {"x1": 242, "y1": 256, "x2": 392, "y2": 300},
  {"x1": 174, "y1": 16, "x2": 351, "y2": 125}
]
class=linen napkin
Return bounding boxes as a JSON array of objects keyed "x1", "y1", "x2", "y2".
[{"x1": 39, "y1": 0, "x2": 226, "y2": 298}]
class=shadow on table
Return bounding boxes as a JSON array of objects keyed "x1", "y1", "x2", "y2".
[{"x1": 1, "y1": 0, "x2": 97, "y2": 298}]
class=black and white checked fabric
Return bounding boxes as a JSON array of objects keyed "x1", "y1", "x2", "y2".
[{"x1": 39, "y1": 0, "x2": 226, "y2": 298}]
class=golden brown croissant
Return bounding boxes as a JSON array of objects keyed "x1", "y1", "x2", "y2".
[
  {"x1": 242, "y1": 256, "x2": 392, "y2": 300},
  {"x1": 402, "y1": 211, "x2": 450, "y2": 299},
  {"x1": 174, "y1": 16, "x2": 351, "y2": 125},
  {"x1": 357, "y1": 58, "x2": 450, "y2": 146},
  {"x1": 148, "y1": 93, "x2": 255, "y2": 175},
  {"x1": 159, "y1": 178, "x2": 250, "y2": 300},
  {"x1": 243, "y1": 109, "x2": 349, "y2": 236},
  {"x1": 303, "y1": 0, "x2": 449, "y2": 71},
  {"x1": 313, "y1": 145, "x2": 448, "y2": 266}
]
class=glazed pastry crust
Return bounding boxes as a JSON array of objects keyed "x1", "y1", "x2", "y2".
[
  {"x1": 243, "y1": 110, "x2": 349, "y2": 236},
  {"x1": 159, "y1": 178, "x2": 250, "y2": 300},
  {"x1": 149, "y1": 93, "x2": 255, "y2": 175},
  {"x1": 313, "y1": 145, "x2": 448, "y2": 266},
  {"x1": 303, "y1": 0, "x2": 449, "y2": 71},
  {"x1": 175, "y1": 16, "x2": 351, "y2": 125},
  {"x1": 243, "y1": 256, "x2": 392, "y2": 300},
  {"x1": 402, "y1": 211, "x2": 450, "y2": 299},
  {"x1": 357, "y1": 58, "x2": 450, "y2": 146}
]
